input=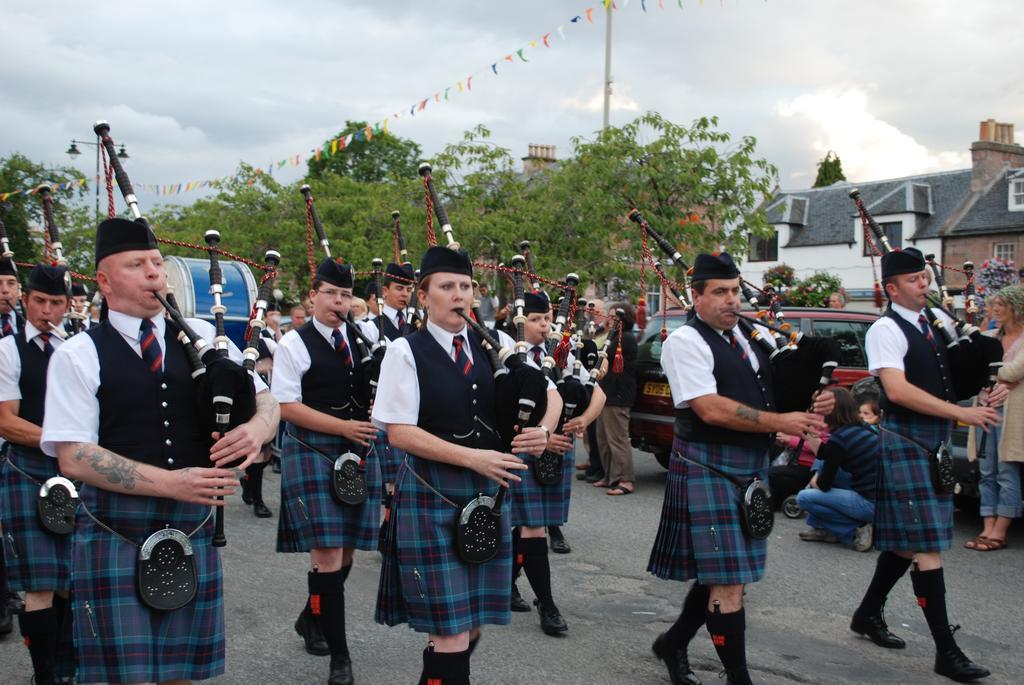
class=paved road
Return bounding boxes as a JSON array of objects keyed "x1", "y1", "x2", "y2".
[{"x1": 3, "y1": 448, "x2": 1022, "y2": 684}]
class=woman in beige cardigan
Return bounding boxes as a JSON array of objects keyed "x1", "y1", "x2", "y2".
[{"x1": 965, "y1": 285, "x2": 1024, "y2": 551}]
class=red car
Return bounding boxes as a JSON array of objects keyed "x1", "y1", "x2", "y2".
[{"x1": 630, "y1": 307, "x2": 878, "y2": 468}]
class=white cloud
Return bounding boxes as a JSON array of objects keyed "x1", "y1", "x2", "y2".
[
  {"x1": 561, "y1": 85, "x2": 640, "y2": 114},
  {"x1": 775, "y1": 86, "x2": 970, "y2": 183}
]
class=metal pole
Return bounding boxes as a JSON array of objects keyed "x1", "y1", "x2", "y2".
[
  {"x1": 94, "y1": 135, "x2": 100, "y2": 224},
  {"x1": 602, "y1": 1, "x2": 613, "y2": 130}
]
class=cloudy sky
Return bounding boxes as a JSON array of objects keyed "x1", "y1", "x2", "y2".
[{"x1": 2, "y1": 0, "x2": 1020, "y2": 205}]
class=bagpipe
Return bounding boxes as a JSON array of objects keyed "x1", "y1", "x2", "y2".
[
  {"x1": 629, "y1": 206, "x2": 840, "y2": 414},
  {"x1": 850, "y1": 187, "x2": 1002, "y2": 400},
  {"x1": 31, "y1": 185, "x2": 76, "y2": 340},
  {"x1": 97, "y1": 120, "x2": 260, "y2": 548},
  {"x1": 390, "y1": 209, "x2": 421, "y2": 328}
]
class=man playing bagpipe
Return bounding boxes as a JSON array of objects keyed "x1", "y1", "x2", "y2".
[
  {"x1": 849, "y1": 247, "x2": 1001, "y2": 683},
  {"x1": 647, "y1": 253, "x2": 834, "y2": 685}
]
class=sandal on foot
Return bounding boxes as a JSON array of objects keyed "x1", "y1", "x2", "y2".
[
  {"x1": 975, "y1": 536, "x2": 1007, "y2": 552},
  {"x1": 964, "y1": 535, "x2": 987, "y2": 550},
  {"x1": 607, "y1": 484, "x2": 634, "y2": 496},
  {"x1": 592, "y1": 480, "x2": 610, "y2": 488}
]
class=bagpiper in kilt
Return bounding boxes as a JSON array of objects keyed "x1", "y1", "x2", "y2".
[
  {"x1": 646, "y1": 253, "x2": 831, "y2": 685},
  {"x1": 0, "y1": 263, "x2": 74, "y2": 684},
  {"x1": 506, "y1": 291, "x2": 606, "y2": 638},
  {"x1": 372, "y1": 246, "x2": 548, "y2": 684},
  {"x1": 849, "y1": 247, "x2": 999, "y2": 683},
  {"x1": 40, "y1": 218, "x2": 278, "y2": 685},
  {"x1": 272, "y1": 257, "x2": 381, "y2": 685},
  {"x1": 357, "y1": 263, "x2": 417, "y2": 506}
]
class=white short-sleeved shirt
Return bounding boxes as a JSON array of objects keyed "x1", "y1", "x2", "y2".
[
  {"x1": 40, "y1": 311, "x2": 268, "y2": 457},
  {"x1": 271, "y1": 317, "x2": 354, "y2": 405},
  {"x1": 661, "y1": 315, "x2": 774, "y2": 409},
  {"x1": 357, "y1": 304, "x2": 408, "y2": 346},
  {"x1": 865, "y1": 303, "x2": 957, "y2": 375},
  {"x1": 0, "y1": 322, "x2": 65, "y2": 402},
  {"x1": 371, "y1": 319, "x2": 479, "y2": 429}
]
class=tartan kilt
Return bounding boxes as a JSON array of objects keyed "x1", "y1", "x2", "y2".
[
  {"x1": 647, "y1": 438, "x2": 769, "y2": 586},
  {"x1": 374, "y1": 428, "x2": 405, "y2": 485},
  {"x1": 873, "y1": 412, "x2": 953, "y2": 553},
  {"x1": 276, "y1": 423, "x2": 382, "y2": 553},
  {"x1": 375, "y1": 454, "x2": 512, "y2": 636},
  {"x1": 71, "y1": 486, "x2": 224, "y2": 684},
  {"x1": 509, "y1": 447, "x2": 574, "y2": 528},
  {"x1": 0, "y1": 446, "x2": 72, "y2": 592}
]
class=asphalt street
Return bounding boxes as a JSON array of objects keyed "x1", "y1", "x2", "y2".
[{"x1": 2, "y1": 447, "x2": 1022, "y2": 684}]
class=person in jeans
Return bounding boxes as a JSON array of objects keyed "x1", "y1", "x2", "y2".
[
  {"x1": 797, "y1": 388, "x2": 879, "y2": 551},
  {"x1": 593, "y1": 303, "x2": 638, "y2": 495},
  {"x1": 964, "y1": 285, "x2": 1024, "y2": 552}
]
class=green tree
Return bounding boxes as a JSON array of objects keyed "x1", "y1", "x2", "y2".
[
  {"x1": 305, "y1": 120, "x2": 422, "y2": 183},
  {"x1": 0, "y1": 153, "x2": 88, "y2": 268},
  {"x1": 813, "y1": 150, "x2": 846, "y2": 188}
]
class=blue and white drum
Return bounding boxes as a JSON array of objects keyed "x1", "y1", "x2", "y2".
[{"x1": 163, "y1": 256, "x2": 258, "y2": 350}]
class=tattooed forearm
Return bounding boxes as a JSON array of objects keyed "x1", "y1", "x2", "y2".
[
  {"x1": 252, "y1": 392, "x2": 280, "y2": 438},
  {"x1": 735, "y1": 405, "x2": 761, "y2": 425},
  {"x1": 73, "y1": 445, "x2": 153, "y2": 490}
]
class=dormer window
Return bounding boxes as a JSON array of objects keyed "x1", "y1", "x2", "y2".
[
  {"x1": 1010, "y1": 179, "x2": 1024, "y2": 210},
  {"x1": 863, "y1": 221, "x2": 902, "y2": 256}
]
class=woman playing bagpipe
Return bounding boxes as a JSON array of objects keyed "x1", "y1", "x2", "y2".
[
  {"x1": 844, "y1": 242, "x2": 1003, "y2": 681},
  {"x1": 506, "y1": 287, "x2": 607, "y2": 636},
  {"x1": 272, "y1": 255, "x2": 383, "y2": 685},
  {"x1": 647, "y1": 252, "x2": 836, "y2": 685},
  {"x1": 40, "y1": 215, "x2": 279, "y2": 685},
  {"x1": 0, "y1": 262, "x2": 75, "y2": 684},
  {"x1": 372, "y1": 227, "x2": 553, "y2": 684}
]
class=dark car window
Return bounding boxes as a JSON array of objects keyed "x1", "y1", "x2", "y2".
[
  {"x1": 637, "y1": 314, "x2": 688, "y2": 364},
  {"x1": 810, "y1": 319, "x2": 871, "y2": 368}
]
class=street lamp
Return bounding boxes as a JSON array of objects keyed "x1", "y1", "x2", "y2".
[{"x1": 65, "y1": 136, "x2": 129, "y2": 223}]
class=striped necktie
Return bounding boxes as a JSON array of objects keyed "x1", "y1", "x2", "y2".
[
  {"x1": 139, "y1": 318, "x2": 163, "y2": 375},
  {"x1": 332, "y1": 328, "x2": 353, "y2": 367},
  {"x1": 723, "y1": 328, "x2": 749, "y2": 362},
  {"x1": 452, "y1": 335, "x2": 473, "y2": 377},
  {"x1": 396, "y1": 310, "x2": 405, "y2": 329},
  {"x1": 1, "y1": 314, "x2": 11, "y2": 338},
  {"x1": 917, "y1": 314, "x2": 940, "y2": 352},
  {"x1": 532, "y1": 346, "x2": 543, "y2": 367},
  {"x1": 37, "y1": 332, "x2": 53, "y2": 357}
]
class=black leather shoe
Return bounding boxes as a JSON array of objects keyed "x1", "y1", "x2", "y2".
[
  {"x1": 327, "y1": 654, "x2": 354, "y2": 685},
  {"x1": 651, "y1": 633, "x2": 701, "y2": 685},
  {"x1": 295, "y1": 610, "x2": 330, "y2": 656},
  {"x1": 850, "y1": 610, "x2": 906, "y2": 649},
  {"x1": 535, "y1": 600, "x2": 568, "y2": 636},
  {"x1": 934, "y1": 646, "x2": 990, "y2": 682},
  {"x1": 548, "y1": 526, "x2": 571, "y2": 554},
  {"x1": 510, "y1": 583, "x2": 531, "y2": 612},
  {"x1": 253, "y1": 500, "x2": 273, "y2": 518},
  {"x1": 0, "y1": 608, "x2": 12, "y2": 637}
]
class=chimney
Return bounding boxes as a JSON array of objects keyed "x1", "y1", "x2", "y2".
[
  {"x1": 522, "y1": 144, "x2": 557, "y2": 176},
  {"x1": 971, "y1": 118, "x2": 1024, "y2": 191}
]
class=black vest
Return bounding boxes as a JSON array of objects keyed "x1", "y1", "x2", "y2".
[
  {"x1": 408, "y1": 328, "x2": 503, "y2": 451},
  {"x1": 297, "y1": 321, "x2": 362, "y2": 420},
  {"x1": 880, "y1": 307, "x2": 955, "y2": 414},
  {"x1": 88, "y1": 318, "x2": 207, "y2": 469},
  {"x1": 674, "y1": 318, "x2": 775, "y2": 450},
  {"x1": 375, "y1": 310, "x2": 412, "y2": 341},
  {"x1": 13, "y1": 330, "x2": 51, "y2": 458}
]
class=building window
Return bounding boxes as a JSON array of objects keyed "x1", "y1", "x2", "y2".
[
  {"x1": 863, "y1": 221, "x2": 902, "y2": 256},
  {"x1": 748, "y1": 231, "x2": 778, "y2": 262},
  {"x1": 994, "y1": 243, "x2": 1015, "y2": 262},
  {"x1": 1010, "y1": 180, "x2": 1024, "y2": 211},
  {"x1": 646, "y1": 281, "x2": 662, "y2": 314}
]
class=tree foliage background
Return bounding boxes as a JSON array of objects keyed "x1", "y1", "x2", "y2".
[{"x1": 3, "y1": 112, "x2": 779, "y2": 304}]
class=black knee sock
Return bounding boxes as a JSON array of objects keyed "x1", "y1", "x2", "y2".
[
  {"x1": 665, "y1": 582, "x2": 710, "y2": 648},
  {"x1": 340, "y1": 563, "x2": 352, "y2": 584},
  {"x1": 467, "y1": 634, "x2": 481, "y2": 657},
  {"x1": 910, "y1": 568, "x2": 956, "y2": 653},
  {"x1": 19, "y1": 606, "x2": 58, "y2": 681},
  {"x1": 519, "y1": 537, "x2": 554, "y2": 608},
  {"x1": 246, "y1": 462, "x2": 266, "y2": 503},
  {"x1": 856, "y1": 552, "x2": 913, "y2": 617},
  {"x1": 706, "y1": 606, "x2": 751, "y2": 685},
  {"x1": 511, "y1": 528, "x2": 523, "y2": 582},
  {"x1": 309, "y1": 570, "x2": 348, "y2": 659},
  {"x1": 51, "y1": 594, "x2": 75, "y2": 679},
  {"x1": 419, "y1": 646, "x2": 471, "y2": 685}
]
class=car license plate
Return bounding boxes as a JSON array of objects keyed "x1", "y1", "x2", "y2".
[{"x1": 643, "y1": 382, "x2": 671, "y2": 398}]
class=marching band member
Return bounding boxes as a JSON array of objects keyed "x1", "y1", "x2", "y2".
[
  {"x1": 647, "y1": 253, "x2": 833, "y2": 685},
  {"x1": 273, "y1": 257, "x2": 382, "y2": 685},
  {"x1": 849, "y1": 247, "x2": 1000, "y2": 682},
  {"x1": 41, "y1": 217, "x2": 278, "y2": 685},
  {"x1": 0, "y1": 263, "x2": 73, "y2": 684},
  {"x1": 373, "y1": 246, "x2": 546, "y2": 685},
  {"x1": 0, "y1": 257, "x2": 21, "y2": 339}
]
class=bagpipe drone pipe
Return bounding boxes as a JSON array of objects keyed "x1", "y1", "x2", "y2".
[{"x1": 850, "y1": 187, "x2": 1002, "y2": 401}]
